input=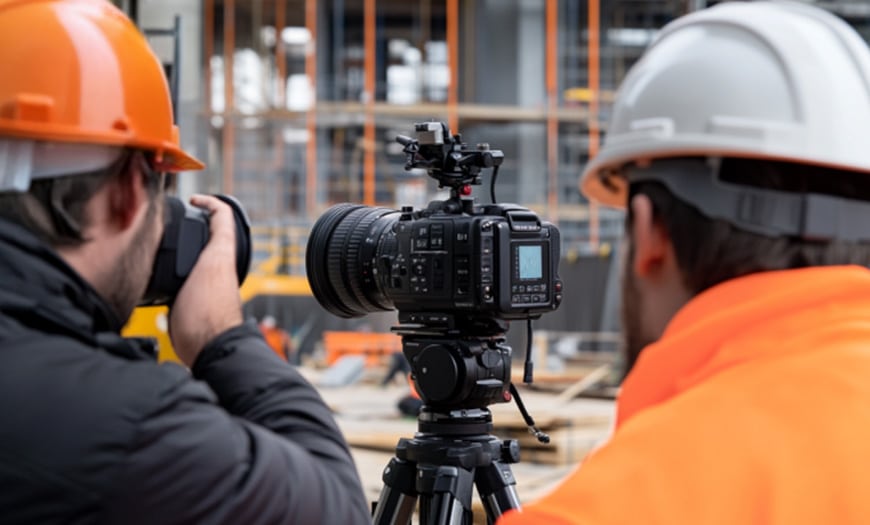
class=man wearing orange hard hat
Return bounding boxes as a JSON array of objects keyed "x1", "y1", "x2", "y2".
[
  {"x1": 0, "y1": 1, "x2": 368, "y2": 523},
  {"x1": 501, "y1": 2, "x2": 870, "y2": 524}
]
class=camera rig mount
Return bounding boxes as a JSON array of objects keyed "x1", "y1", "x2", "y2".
[{"x1": 396, "y1": 121, "x2": 504, "y2": 196}]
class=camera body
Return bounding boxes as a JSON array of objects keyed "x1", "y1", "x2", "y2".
[
  {"x1": 307, "y1": 122, "x2": 563, "y2": 327},
  {"x1": 306, "y1": 121, "x2": 563, "y2": 412},
  {"x1": 377, "y1": 202, "x2": 562, "y2": 323}
]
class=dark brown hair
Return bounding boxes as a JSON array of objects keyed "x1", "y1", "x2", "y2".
[
  {"x1": 0, "y1": 150, "x2": 161, "y2": 247},
  {"x1": 628, "y1": 158, "x2": 870, "y2": 295}
]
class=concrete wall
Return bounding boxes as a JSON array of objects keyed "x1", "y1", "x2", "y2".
[{"x1": 136, "y1": 0, "x2": 209, "y2": 197}]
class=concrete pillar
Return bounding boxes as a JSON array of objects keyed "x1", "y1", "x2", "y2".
[
  {"x1": 138, "y1": 0, "x2": 207, "y2": 197},
  {"x1": 516, "y1": 0, "x2": 546, "y2": 206},
  {"x1": 138, "y1": 0, "x2": 202, "y2": 105},
  {"x1": 516, "y1": 0, "x2": 545, "y2": 108},
  {"x1": 471, "y1": 0, "x2": 546, "y2": 205},
  {"x1": 473, "y1": 0, "x2": 516, "y2": 105}
]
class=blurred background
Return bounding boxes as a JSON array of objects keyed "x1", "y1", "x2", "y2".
[{"x1": 120, "y1": 0, "x2": 870, "y2": 372}]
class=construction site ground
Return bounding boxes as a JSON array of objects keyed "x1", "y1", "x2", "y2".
[{"x1": 299, "y1": 364, "x2": 617, "y2": 519}]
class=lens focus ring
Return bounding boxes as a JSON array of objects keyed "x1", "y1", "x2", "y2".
[{"x1": 306, "y1": 203, "x2": 399, "y2": 318}]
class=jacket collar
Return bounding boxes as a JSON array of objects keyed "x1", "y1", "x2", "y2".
[
  {"x1": 0, "y1": 217, "x2": 124, "y2": 340},
  {"x1": 617, "y1": 266, "x2": 870, "y2": 426}
]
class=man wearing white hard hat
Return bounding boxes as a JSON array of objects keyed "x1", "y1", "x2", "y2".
[{"x1": 501, "y1": 2, "x2": 870, "y2": 524}]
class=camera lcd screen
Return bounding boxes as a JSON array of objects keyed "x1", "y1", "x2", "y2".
[{"x1": 518, "y1": 245, "x2": 543, "y2": 280}]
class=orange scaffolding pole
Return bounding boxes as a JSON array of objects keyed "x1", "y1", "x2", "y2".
[
  {"x1": 546, "y1": 0, "x2": 558, "y2": 224},
  {"x1": 272, "y1": 0, "x2": 286, "y2": 217},
  {"x1": 588, "y1": 0, "x2": 600, "y2": 249},
  {"x1": 204, "y1": 0, "x2": 214, "y2": 114},
  {"x1": 363, "y1": 0, "x2": 376, "y2": 205},
  {"x1": 447, "y1": 0, "x2": 459, "y2": 133},
  {"x1": 306, "y1": 0, "x2": 319, "y2": 217},
  {"x1": 222, "y1": 0, "x2": 235, "y2": 194},
  {"x1": 275, "y1": 0, "x2": 286, "y2": 109}
]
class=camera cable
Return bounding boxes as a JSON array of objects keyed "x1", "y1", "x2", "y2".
[
  {"x1": 490, "y1": 165, "x2": 500, "y2": 204},
  {"x1": 509, "y1": 319, "x2": 550, "y2": 444}
]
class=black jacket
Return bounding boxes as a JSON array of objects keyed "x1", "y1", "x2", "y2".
[{"x1": 0, "y1": 218, "x2": 370, "y2": 524}]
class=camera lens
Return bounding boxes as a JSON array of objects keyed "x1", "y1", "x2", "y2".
[{"x1": 306, "y1": 204, "x2": 400, "y2": 318}]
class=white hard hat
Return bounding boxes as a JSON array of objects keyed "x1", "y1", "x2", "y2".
[{"x1": 581, "y1": 1, "x2": 870, "y2": 209}]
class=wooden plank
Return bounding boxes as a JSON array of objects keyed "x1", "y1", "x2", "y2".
[{"x1": 554, "y1": 364, "x2": 612, "y2": 404}]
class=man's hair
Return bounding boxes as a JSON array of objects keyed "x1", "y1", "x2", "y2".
[
  {"x1": 0, "y1": 150, "x2": 161, "y2": 247},
  {"x1": 629, "y1": 157, "x2": 870, "y2": 295}
]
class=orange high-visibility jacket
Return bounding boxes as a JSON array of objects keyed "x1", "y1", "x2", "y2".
[{"x1": 500, "y1": 266, "x2": 870, "y2": 524}]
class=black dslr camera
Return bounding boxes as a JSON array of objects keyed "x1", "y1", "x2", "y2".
[
  {"x1": 139, "y1": 194, "x2": 252, "y2": 306},
  {"x1": 306, "y1": 122, "x2": 562, "y2": 411}
]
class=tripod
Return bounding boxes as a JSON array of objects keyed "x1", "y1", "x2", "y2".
[{"x1": 372, "y1": 407, "x2": 521, "y2": 525}]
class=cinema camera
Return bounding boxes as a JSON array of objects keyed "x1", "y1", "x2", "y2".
[
  {"x1": 306, "y1": 122, "x2": 564, "y2": 524},
  {"x1": 307, "y1": 121, "x2": 562, "y2": 407}
]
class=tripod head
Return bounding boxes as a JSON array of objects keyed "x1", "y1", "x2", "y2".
[{"x1": 393, "y1": 314, "x2": 511, "y2": 418}]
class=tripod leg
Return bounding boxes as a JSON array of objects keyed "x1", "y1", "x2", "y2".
[
  {"x1": 372, "y1": 457, "x2": 418, "y2": 525},
  {"x1": 475, "y1": 461, "x2": 521, "y2": 524},
  {"x1": 417, "y1": 464, "x2": 475, "y2": 525}
]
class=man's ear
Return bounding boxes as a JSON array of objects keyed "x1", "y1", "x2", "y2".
[
  {"x1": 629, "y1": 193, "x2": 670, "y2": 279},
  {"x1": 106, "y1": 155, "x2": 148, "y2": 232}
]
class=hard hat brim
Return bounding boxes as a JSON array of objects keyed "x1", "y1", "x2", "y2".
[{"x1": 0, "y1": 122, "x2": 205, "y2": 172}]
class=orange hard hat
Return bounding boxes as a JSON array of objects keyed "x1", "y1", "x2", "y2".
[{"x1": 0, "y1": 0, "x2": 204, "y2": 172}]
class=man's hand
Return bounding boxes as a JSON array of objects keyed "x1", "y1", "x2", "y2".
[{"x1": 169, "y1": 195, "x2": 244, "y2": 366}]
